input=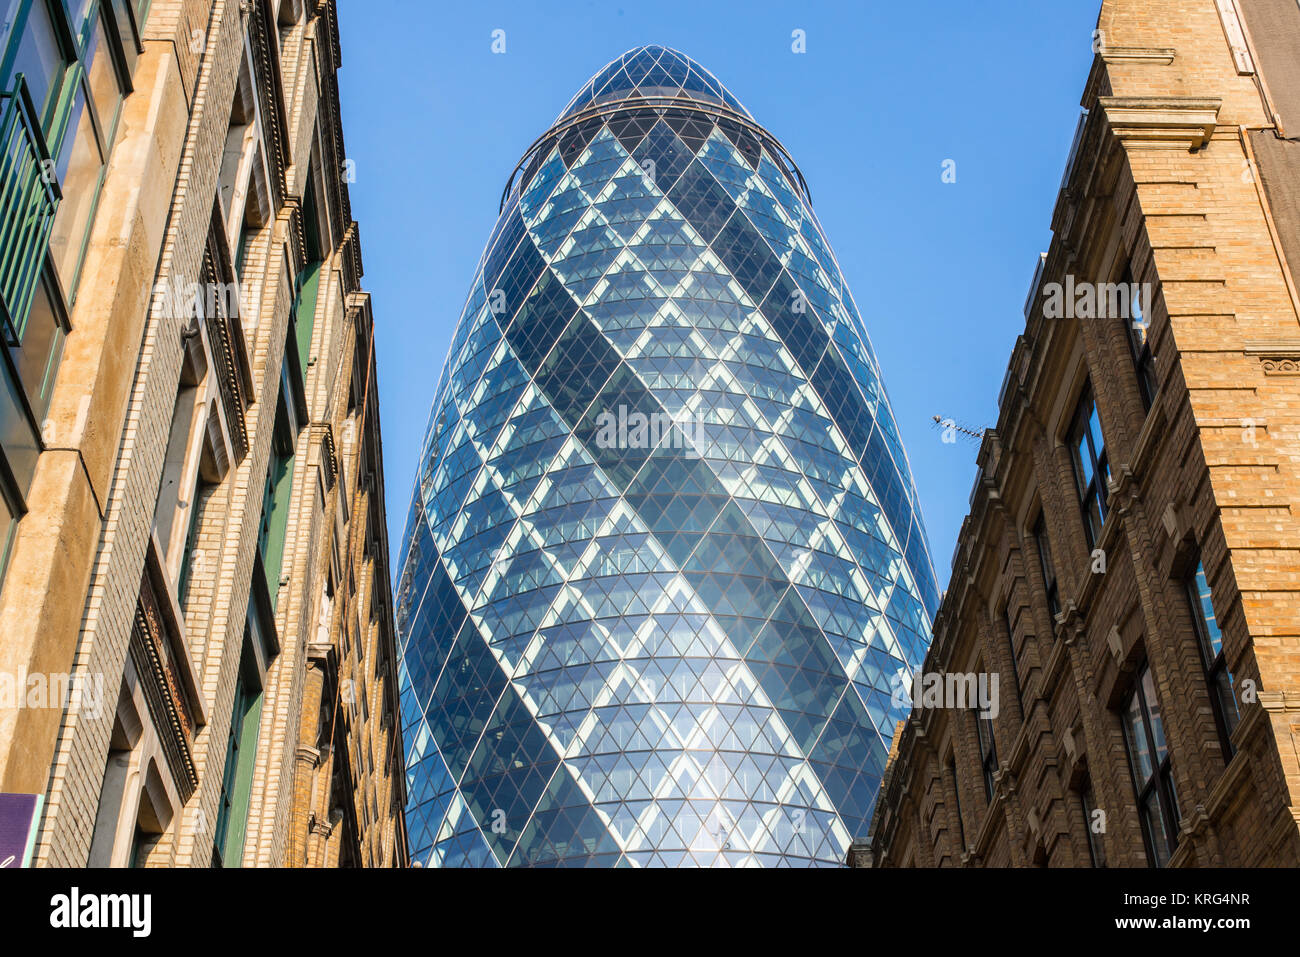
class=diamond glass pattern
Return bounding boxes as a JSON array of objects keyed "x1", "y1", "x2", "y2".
[{"x1": 397, "y1": 46, "x2": 940, "y2": 867}]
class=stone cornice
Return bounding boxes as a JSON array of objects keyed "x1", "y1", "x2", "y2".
[
  {"x1": 1098, "y1": 96, "x2": 1222, "y2": 149},
  {"x1": 249, "y1": 0, "x2": 290, "y2": 208},
  {"x1": 279, "y1": 195, "x2": 307, "y2": 282},
  {"x1": 311, "y1": 1, "x2": 353, "y2": 253},
  {"x1": 307, "y1": 422, "x2": 338, "y2": 492},
  {"x1": 1244, "y1": 339, "x2": 1300, "y2": 374},
  {"x1": 1100, "y1": 46, "x2": 1176, "y2": 65}
]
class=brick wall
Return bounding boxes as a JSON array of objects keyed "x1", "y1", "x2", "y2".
[
  {"x1": 0, "y1": 0, "x2": 405, "y2": 868},
  {"x1": 868, "y1": 0, "x2": 1300, "y2": 870}
]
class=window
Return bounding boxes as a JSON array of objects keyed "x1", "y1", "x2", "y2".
[
  {"x1": 174, "y1": 479, "x2": 206, "y2": 605},
  {"x1": 212, "y1": 638, "x2": 263, "y2": 867},
  {"x1": 1186, "y1": 560, "x2": 1239, "y2": 760},
  {"x1": 975, "y1": 705, "x2": 998, "y2": 802},
  {"x1": 0, "y1": 484, "x2": 15, "y2": 582},
  {"x1": 3, "y1": 0, "x2": 135, "y2": 306},
  {"x1": 1003, "y1": 605, "x2": 1022, "y2": 712},
  {"x1": 0, "y1": 323, "x2": 43, "y2": 580},
  {"x1": 11, "y1": 267, "x2": 68, "y2": 425},
  {"x1": 153, "y1": 375, "x2": 204, "y2": 571},
  {"x1": 1124, "y1": 267, "x2": 1157, "y2": 410},
  {"x1": 1069, "y1": 385, "x2": 1110, "y2": 547},
  {"x1": 287, "y1": 168, "x2": 326, "y2": 386},
  {"x1": 0, "y1": 0, "x2": 140, "y2": 597},
  {"x1": 292, "y1": 259, "x2": 320, "y2": 370},
  {"x1": 1122, "y1": 663, "x2": 1180, "y2": 866},
  {"x1": 105, "y1": 0, "x2": 140, "y2": 74},
  {"x1": 152, "y1": 305, "x2": 228, "y2": 603},
  {"x1": 1080, "y1": 776, "x2": 1107, "y2": 867},
  {"x1": 947, "y1": 757, "x2": 966, "y2": 854},
  {"x1": 87, "y1": 668, "x2": 175, "y2": 867},
  {"x1": 2, "y1": 0, "x2": 68, "y2": 127},
  {"x1": 256, "y1": 387, "x2": 297, "y2": 607},
  {"x1": 47, "y1": 7, "x2": 126, "y2": 296},
  {"x1": 1033, "y1": 512, "x2": 1060, "y2": 619}
]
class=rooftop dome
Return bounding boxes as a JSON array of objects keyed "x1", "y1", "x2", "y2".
[{"x1": 555, "y1": 44, "x2": 753, "y2": 123}]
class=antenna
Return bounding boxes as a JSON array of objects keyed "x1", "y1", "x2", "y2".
[{"x1": 932, "y1": 414, "x2": 986, "y2": 445}]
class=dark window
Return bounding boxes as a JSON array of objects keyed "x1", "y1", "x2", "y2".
[
  {"x1": 211, "y1": 642, "x2": 263, "y2": 868},
  {"x1": 48, "y1": 3, "x2": 130, "y2": 297},
  {"x1": 1080, "y1": 776, "x2": 1107, "y2": 867},
  {"x1": 1121, "y1": 662, "x2": 1180, "y2": 867},
  {"x1": 1069, "y1": 385, "x2": 1110, "y2": 547},
  {"x1": 1124, "y1": 267, "x2": 1158, "y2": 411},
  {"x1": 10, "y1": 266, "x2": 68, "y2": 426},
  {"x1": 175, "y1": 479, "x2": 208, "y2": 606},
  {"x1": 1033, "y1": 512, "x2": 1060, "y2": 619},
  {"x1": 975, "y1": 705, "x2": 998, "y2": 802},
  {"x1": 0, "y1": 0, "x2": 139, "y2": 600},
  {"x1": 0, "y1": 487, "x2": 15, "y2": 584},
  {"x1": 948, "y1": 758, "x2": 966, "y2": 854},
  {"x1": 1003, "y1": 605, "x2": 1022, "y2": 713},
  {"x1": 1186, "y1": 559, "x2": 1239, "y2": 760},
  {"x1": 256, "y1": 389, "x2": 296, "y2": 607},
  {"x1": 3, "y1": 0, "x2": 69, "y2": 127}
]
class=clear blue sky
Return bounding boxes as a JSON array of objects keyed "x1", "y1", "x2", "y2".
[{"x1": 335, "y1": 0, "x2": 1101, "y2": 591}]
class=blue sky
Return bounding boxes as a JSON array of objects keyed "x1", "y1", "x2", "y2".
[{"x1": 335, "y1": 0, "x2": 1101, "y2": 590}]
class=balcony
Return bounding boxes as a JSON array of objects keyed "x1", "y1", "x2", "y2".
[
  {"x1": 0, "y1": 74, "x2": 59, "y2": 525},
  {"x1": 0, "y1": 72, "x2": 60, "y2": 346}
]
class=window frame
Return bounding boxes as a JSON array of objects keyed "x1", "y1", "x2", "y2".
[
  {"x1": 1080, "y1": 774, "x2": 1107, "y2": 867},
  {"x1": 1068, "y1": 384, "x2": 1110, "y2": 548},
  {"x1": 211, "y1": 640, "x2": 264, "y2": 868},
  {"x1": 0, "y1": 0, "x2": 137, "y2": 598},
  {"x1": 256, "y1": 385, "x2": 298, "y2": 608},
  {"x1": 0, "y1": 0, "x2": 78, "y2": 133},
  {"x1": 975, "y1": 703, "x2": 998, "y2": 803},
  {"x1": 1185, "y1": 559, "x2": 1239, "y2": 761},
  {"x1": 947, "y1": 755, "x2": 966, "y2": 854},
  {"x1": 46, "y1": 0, "x2": 131, "y2": 300},
  {"x1": 1121, "y1": 661, "x2": 1180, "y2": 867},
  {"x1": 1032, "y1": 511, "x2": 1060, "y2": 620},
  {"x1": 1120, "y1": 265, "x2": 1158, "y2": 411},
  {"x1": 1002, "y1": 604, "x2": 1023, "y2": 713}
]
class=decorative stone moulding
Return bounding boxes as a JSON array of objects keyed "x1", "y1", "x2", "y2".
[
  {"x1": 1245, "y1": 340, "x2": 1300, "y2": 375},
  {"x1": 1098, "y1": 96, "x2": 1222, "y2": 149},
  {"x1": 1099, "y1": 46, "x2": 1177, "y2": 65}
]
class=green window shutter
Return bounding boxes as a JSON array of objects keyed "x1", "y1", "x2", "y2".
[
  {"x1": 292, "y1": 260, "x2": 320, "y2": 385},
  {"x1": 257, "y1": 447, "x2": 294, "y2": 608},
  {"x1": 215, "y1": 676, "x2": 263, "y2": 867}
]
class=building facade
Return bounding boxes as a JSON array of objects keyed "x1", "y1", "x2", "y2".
[
  {"x1": 865, "y1": 0, "x2": 1300, "y2": 868},
  {"x1": 398, "y1": 45, "x2": 940, "y2": 867},
  {"x1": 0, "y1": 0, "x2": 406, "y2": 867}
]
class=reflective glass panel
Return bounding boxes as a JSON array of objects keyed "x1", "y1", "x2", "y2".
[{"x1": 399, "y1": 46, "x2": 940, "y2": 868}]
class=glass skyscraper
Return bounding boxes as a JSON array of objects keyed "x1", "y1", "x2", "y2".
[{"x1": 397, "y1": 45, "x2": 940, "y2": 867}]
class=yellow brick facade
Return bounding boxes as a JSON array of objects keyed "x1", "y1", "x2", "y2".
[
  {"x1": 866, "y1": 0, "x2": 1300, "y2": 869},
  {"x1": 0, "y1": 0, "x2": 405, "y2": 867}
]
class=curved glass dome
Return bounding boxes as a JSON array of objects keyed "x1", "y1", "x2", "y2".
[
  {"x1": 555, "y1": 44, "x2": 753, "y2": 123},
  {"x1": 397, "y1": 46, "x2": 940, "y2": 867}
]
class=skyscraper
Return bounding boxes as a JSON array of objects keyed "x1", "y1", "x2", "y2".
[{"x1": 398, "y1": 45, "x2": 939, "y2": 867}]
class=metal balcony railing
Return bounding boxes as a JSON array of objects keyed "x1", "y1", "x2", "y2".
[{"x1": 0, "y1": 72, "x2": 60, "y2": 346}]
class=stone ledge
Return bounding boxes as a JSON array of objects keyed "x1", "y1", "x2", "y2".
[
  {"x1": 1245, "y1": 339, "x2": 1300, "y2": 374},
  {"x1": 1099, "y1": 96, "x2": 1222, "y2": 149},
  {"x1": 1101, "y1": 46, "x2": 1177, "y2": 65}
]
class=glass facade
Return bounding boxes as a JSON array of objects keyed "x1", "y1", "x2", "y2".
[{"x1": 397, "y1": 46, "x2": 940, "y2": 867}]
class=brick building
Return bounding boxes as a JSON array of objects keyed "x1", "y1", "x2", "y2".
[
  {"x1": 0, "y1": 0, "x2": 405, "y2": 867},
  {"x1": 865, "y1": 0, "x2": 1300, "y2": 868}
]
